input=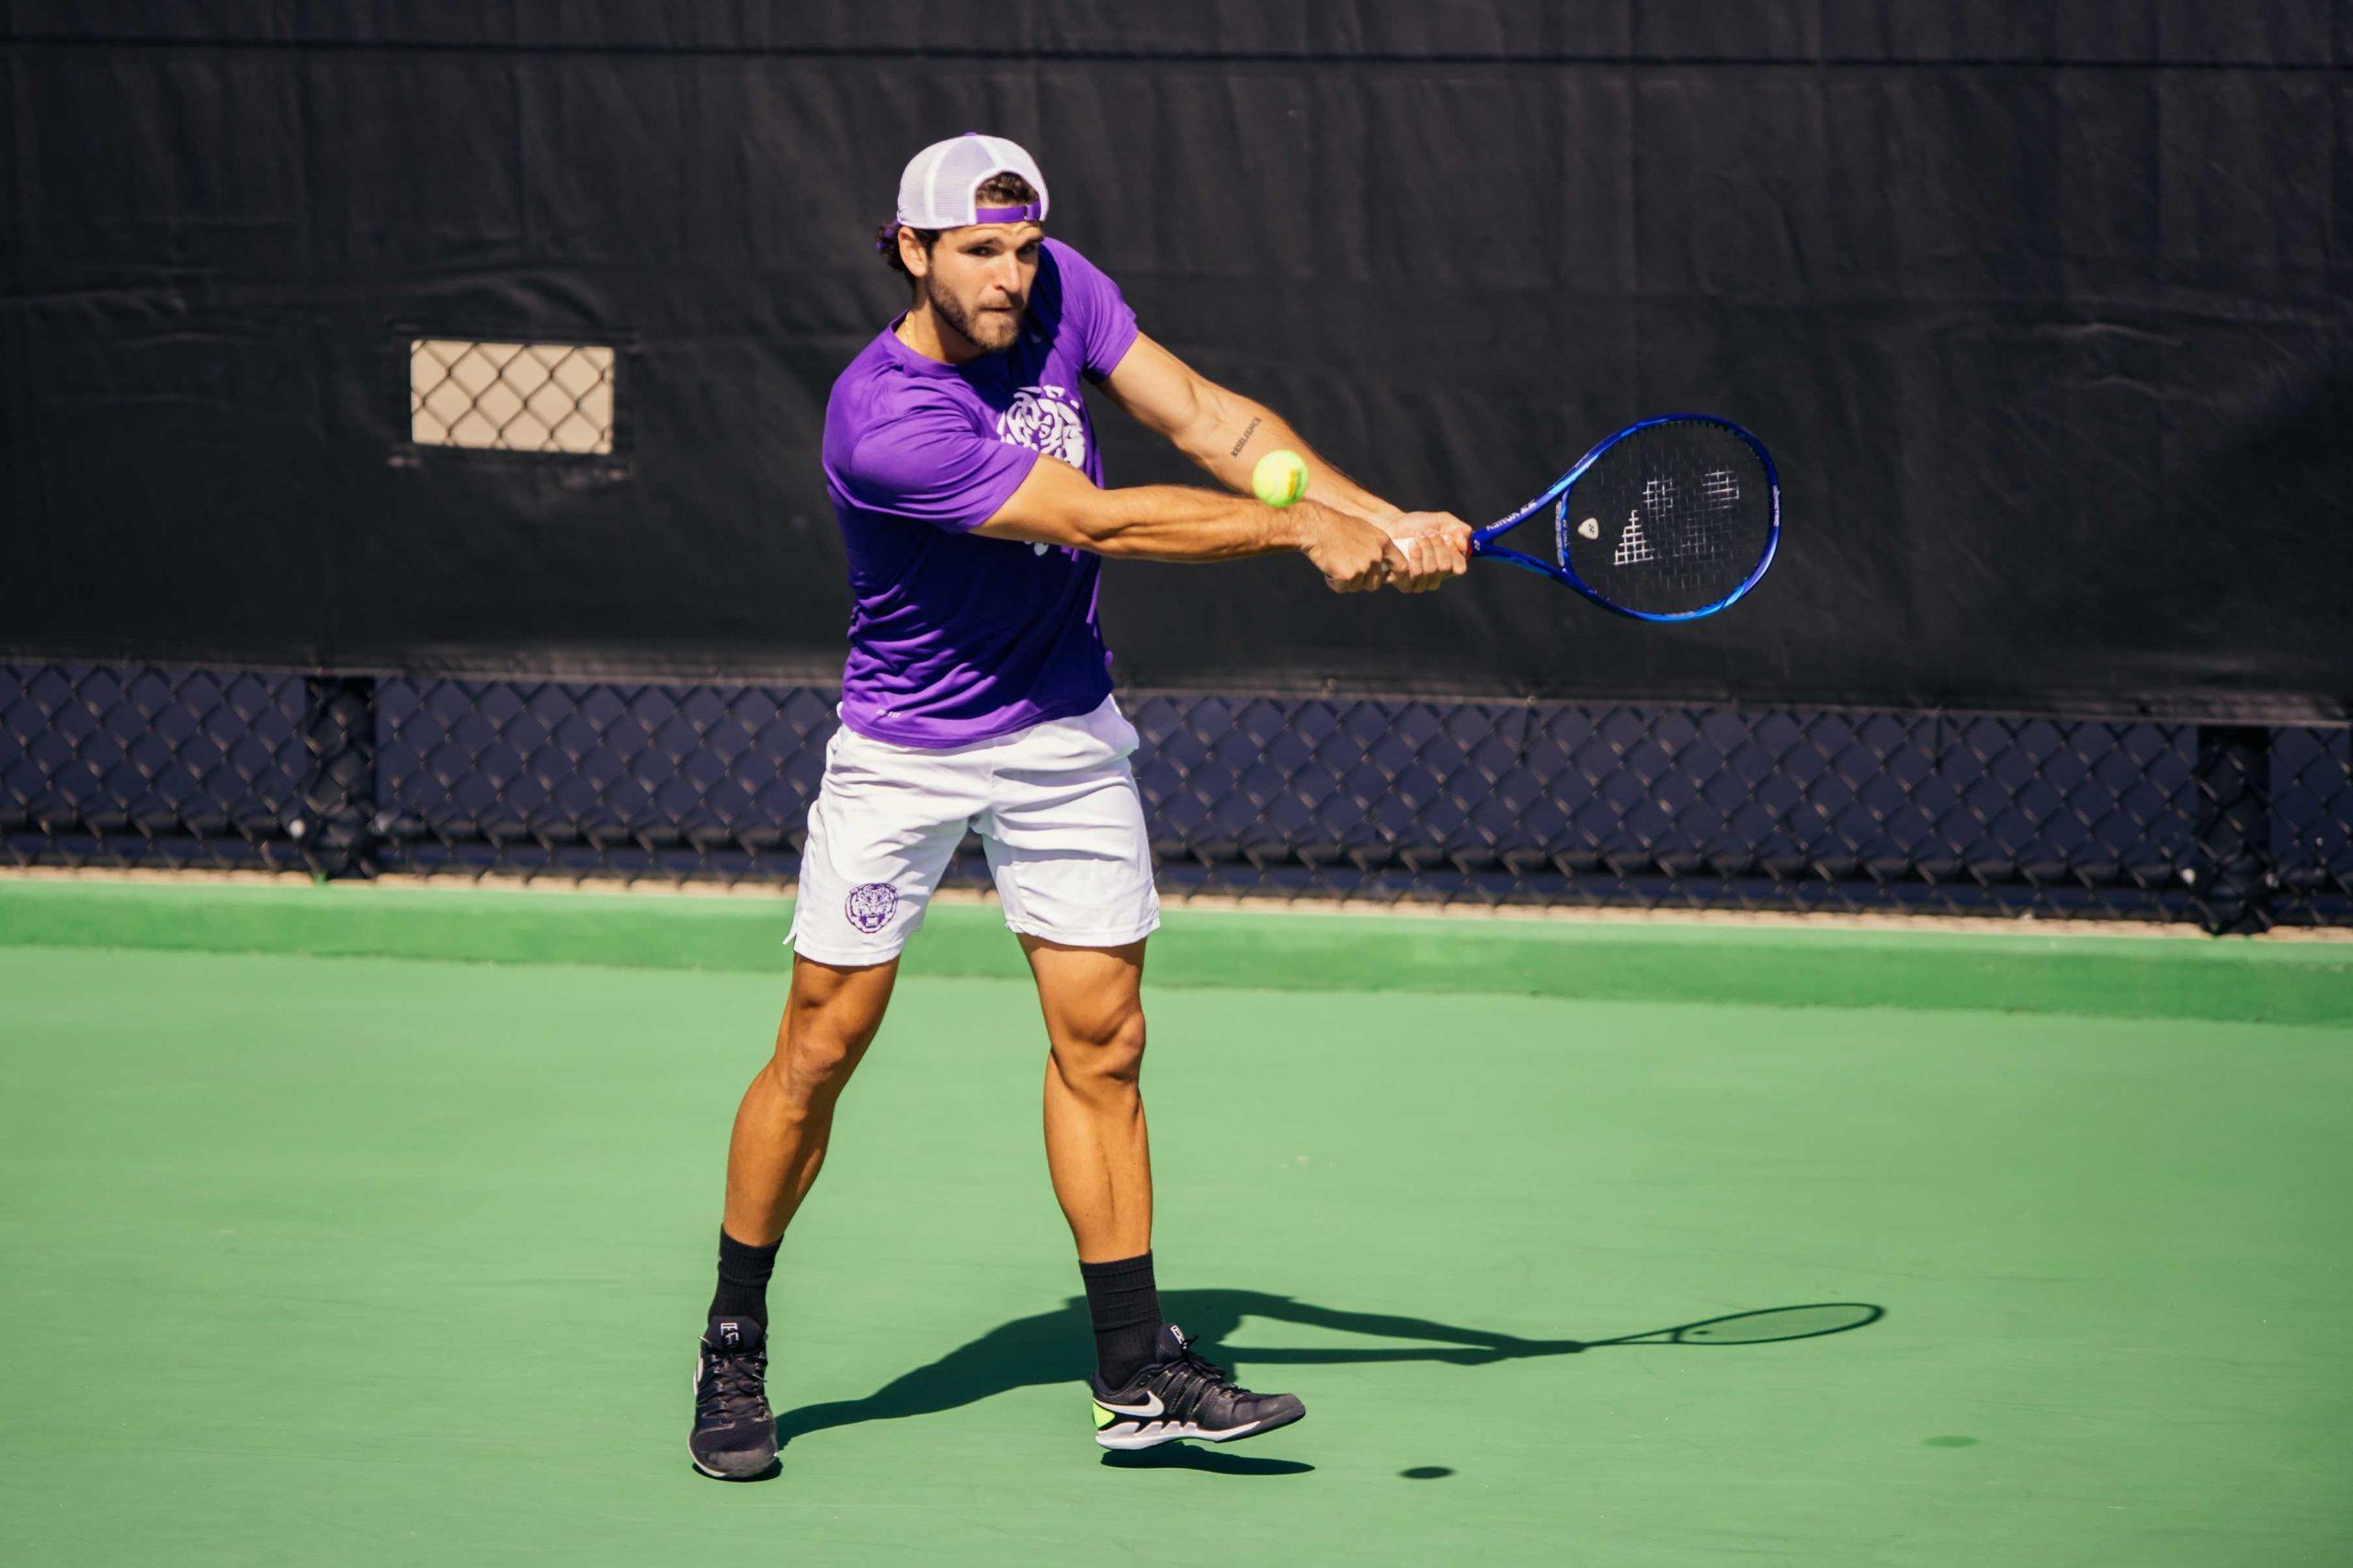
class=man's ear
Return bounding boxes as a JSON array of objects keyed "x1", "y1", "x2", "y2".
[{"x1": 897, "y1": 227, "x2": 929, "y2": 280}]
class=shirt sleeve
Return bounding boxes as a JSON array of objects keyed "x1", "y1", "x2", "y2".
[
  {"x1": 839, "y1": 403, "x2": 1041, "y2": 533},
  {"x1": 1046, "y1": 240, "x2": 1141, "y2": 382}
]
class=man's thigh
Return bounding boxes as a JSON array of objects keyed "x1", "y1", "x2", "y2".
[
  {"x1": 771, "y1": 949, "x2": 903, "y2": 1073},
  {"x1": 1019, "y1": 933, "x2": 1146, "y2": 1045}
]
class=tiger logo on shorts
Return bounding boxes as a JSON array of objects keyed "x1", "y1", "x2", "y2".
[
  {"x1": 845, "y1": 881, "x2": 898, "y2": 934},
  {"x1": 997, "y1": 384, "x2": 1087, "y2": 467}
]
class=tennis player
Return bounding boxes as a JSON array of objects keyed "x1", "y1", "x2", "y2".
[{"x1": 690, "y1": 132, "x2": 1472, "y2": 1479}]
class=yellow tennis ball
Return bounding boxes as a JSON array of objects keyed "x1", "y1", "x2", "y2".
[{"x1": 1252, "y1": 449, "x2": 1310, "y2": 508}]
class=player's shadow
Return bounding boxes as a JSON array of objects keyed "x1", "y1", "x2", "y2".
[{"x1": 771, "y1": 1290, "x2": 1882, "y2": 1472}]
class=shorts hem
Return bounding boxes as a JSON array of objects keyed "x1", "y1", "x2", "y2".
[
  {"x1": 1000, "y1": 913, "x2": 1162, "y2": 948},
  {"x1": 782, "y1": 933, "x2": 910, "y2": 966}
]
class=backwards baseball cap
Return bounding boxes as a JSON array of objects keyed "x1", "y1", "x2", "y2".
[{"x1": 892, "y1": 132, "x2": 1050, "y2": 231}]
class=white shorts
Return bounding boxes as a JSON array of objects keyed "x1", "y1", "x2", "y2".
[{"x1": 786, "y1": 694, "x2": 1163, "y2": 964}]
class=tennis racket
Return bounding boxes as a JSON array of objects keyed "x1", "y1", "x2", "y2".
[{"x1": 1471, "y1": 415, "x2": 1780, "y2": 620}]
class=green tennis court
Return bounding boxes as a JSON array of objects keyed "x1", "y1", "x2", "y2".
[{"x1": 4, "y1": 880, "x2": 2348, "y2": 1566}]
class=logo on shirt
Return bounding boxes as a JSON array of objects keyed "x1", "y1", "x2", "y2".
[
  {"x1": 997, "y1": 384, "x2": 1088, "y2": 468},
  {"x1": 845, "y1": 881, "x2": 898, "y2": 935}
]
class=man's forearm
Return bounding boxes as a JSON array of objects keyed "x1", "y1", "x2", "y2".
[
  {"x1": 1176, "y1": 395, "x2": 1404, "y2": 530},
  {"x1": 1082, "y1": 485, "x2": 1341, "y2": 563},
  {"x1": 978, "y1": 455, "x2": 1398, "y2": 591}
]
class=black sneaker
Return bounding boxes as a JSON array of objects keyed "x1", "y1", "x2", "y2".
[
  {"x1": 689, "y1": 1316, "x2": 778, "y2": 1479},
  {"x1": 1088, "y1": 1324, "x2": 1305, "y2": 1450}
]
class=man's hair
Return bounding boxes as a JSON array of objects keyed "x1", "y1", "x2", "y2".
[{"x1": 877, "y1": 172, "x2": 1042, "y2": 277}]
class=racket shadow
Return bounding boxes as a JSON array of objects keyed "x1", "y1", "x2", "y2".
[
  {"x1": 1231, "y1": 1301, "x2": 1885, "y2": 1363},
  {"x1": 770, "y1": 1291, "x2": 1883, "y2": 1451},
  {"x1": 1251, "y1": 1290, "x2": 1892, "y2": 1356}
]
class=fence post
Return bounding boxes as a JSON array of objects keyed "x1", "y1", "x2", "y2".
[
  {"x1": 2190, "y1": 724, "x2": 2272, "y2": 935},
  {"x1": 298, "y1": 676, "x2": 378, "y2": 879}
]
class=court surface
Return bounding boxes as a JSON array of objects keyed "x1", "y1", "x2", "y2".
[{"x1": 3, "y1": 881, "x2": 2348, "y2": 1566}]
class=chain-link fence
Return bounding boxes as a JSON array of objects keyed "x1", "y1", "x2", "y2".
[
  {"x1": 409, "y1": 339, "x2": 616, "y2": 455},
  {"x1": 6, "y1": 663, "x2": 2347, "y2": 933}
]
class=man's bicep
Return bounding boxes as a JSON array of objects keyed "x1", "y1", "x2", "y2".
[
  {"x1": 972, "y1": 453, "x2": 1108, "y2": 549},
  {"x1": 1097, "y1": 332, "x2": 1227, "y2": 442}
]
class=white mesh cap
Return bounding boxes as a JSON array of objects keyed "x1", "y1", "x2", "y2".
[{"x1": 893, "y1": 132, "x2": 1050, "y2": 230}]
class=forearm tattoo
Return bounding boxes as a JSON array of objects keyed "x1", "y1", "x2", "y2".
[{"x1": 1227, "y1": 416, "x2": 1262, "y2": 460}]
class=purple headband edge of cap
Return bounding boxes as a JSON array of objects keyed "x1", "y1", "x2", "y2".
[{"x1": 972, "y1": 202, "x2": 1043, "y2": 223}]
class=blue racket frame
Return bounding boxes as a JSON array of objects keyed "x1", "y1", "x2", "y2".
[{"x1": 1468, "y1": 414, "x2": 1781, "y2": 622}]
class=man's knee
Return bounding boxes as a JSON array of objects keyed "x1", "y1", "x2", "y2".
[
  {"x1": 1053, "y1": 1002, "x2": 1146, "y2": 1087},
  {"x1": 774, "y1": 1022, "x2": 870, "y2": 1101},
  {"x1": 771, "y1": 963, "x2": 892, "y2": 1102}
]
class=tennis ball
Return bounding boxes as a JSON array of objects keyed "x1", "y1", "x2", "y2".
[{"x1": 1252, "y1": 449, "x2": 1309, "y2": 509}]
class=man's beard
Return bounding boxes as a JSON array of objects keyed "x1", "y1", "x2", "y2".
[{"x1": 926, "y1": 279, "x2": 1023, "y2": 353}]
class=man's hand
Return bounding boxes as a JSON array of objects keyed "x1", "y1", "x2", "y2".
[
  {"x1": 1377, "y1": 511, "x2": 1474, "y2": 594},
  {"x1": 1299, "y1": 504, "x2": 1410, "y2": 594}
]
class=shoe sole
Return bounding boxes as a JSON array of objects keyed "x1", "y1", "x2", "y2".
[
  {"x1": 1094, "y1": 1404, "x2": 1305, "y2": 1451},
  {"x1": 689, "y1": 1449, "x2": 779, "y2": 1481}
]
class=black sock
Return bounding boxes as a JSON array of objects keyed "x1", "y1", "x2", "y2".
[
  {"x1": 710, "y1": 1228, "x2": 780, "y2": 1327},
  {"x1": 1080, "y1": 1251, "x2": 1163, "y2": 1388}
]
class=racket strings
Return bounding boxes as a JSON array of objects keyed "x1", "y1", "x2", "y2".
[{"x1": 1560, "y1": 421, "x2": 1773, "y2": 616}]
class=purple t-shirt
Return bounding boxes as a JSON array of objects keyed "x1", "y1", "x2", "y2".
[{"x1": 820, "y1": 238, "x2": 1140, "y2": 747}]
